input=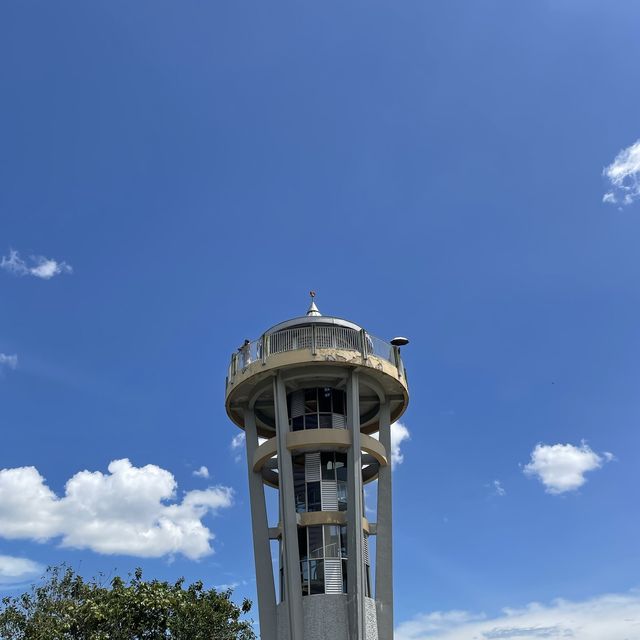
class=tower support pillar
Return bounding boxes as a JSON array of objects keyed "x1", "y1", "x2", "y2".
[
  {"x1": 347, "y1": 369, "x2": 366, "y2": 640},
  {"x1": 375, "y1": 400, "x2": 393, "y2": 640},
  {"x1": 274, "y1": 374, "x2": 305, "y2": 640},
  {"x1": 243, "y1": 408, "x2": 277, "y2": 640}
]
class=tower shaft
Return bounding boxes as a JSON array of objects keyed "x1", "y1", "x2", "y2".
[{"x1": 226, "y1": 308, "x2": 409, "y2": 640}]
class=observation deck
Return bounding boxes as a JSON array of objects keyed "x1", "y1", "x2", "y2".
[{"x1": 225, "y1": 307, "x2": 409, "y2": 437}]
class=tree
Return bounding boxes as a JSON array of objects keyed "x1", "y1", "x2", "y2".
[{"x1": 0, "y1": 565, "x2": 255, "y2": 640}]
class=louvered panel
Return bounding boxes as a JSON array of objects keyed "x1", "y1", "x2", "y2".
[
  {"x1": 290, "y1": 391, "x2": 305, "y2": 418},
  {"x1": 332, "y1": 414, "x2": 346, "y2": 429},
  {"x1": 324, "y1": 559, "x2": 343, "y2": 594},
  {"x1": 321, "y1": 480, "x2": 338, "y2": 511},
  {"x1": 305, "y1": 453, "x2": 321, "y2": 482},
  {"x1": 363, "y1": 533, "x2": 370, "y2": 565}
]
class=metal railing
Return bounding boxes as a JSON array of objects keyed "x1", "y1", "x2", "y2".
[{"x1": 227, "y1": 325, "x2": 404, "y2": 385}]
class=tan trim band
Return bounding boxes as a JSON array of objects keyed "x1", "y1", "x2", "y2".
[
  {"x1": 279, "y1": 512, "x2": 371, "y2": 534},
  {"x1": 253, "y1": 430, "x2": 388, "y2": 472}
]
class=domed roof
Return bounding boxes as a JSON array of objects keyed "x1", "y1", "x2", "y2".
[{"x1": 263, "y1": 293, "x2": 363, "y2": 335}]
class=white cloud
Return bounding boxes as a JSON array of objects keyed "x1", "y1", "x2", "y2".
[
  {"x1": 214, "y1": 579, "x2": 248, "y2": 592},
  {"x1": 230, "y1": 433, "x2": 245, "y2": 450},
  {"x1": 0, "y1": 555, "x2": 43, "y2": 585},
  {"x1": 603, "y1": 139, "x2": 640, "y2": 206},
  {"x1": 0, "y1": 353, "x2": 18, "y2": 370},
  {"x1": 492, "y1": 480, "x2": 506, "y2": 497},
  {"x1": 523, "y1": 442, "x2": 612, "y2": 494},
  {"x1": 371, "y1": 421, "x2": 411, "y2": 469},
  {"x1": 1, "y1": 249, "x2": 72, "y2": 279},
  {"x1": 193, "y1": 465, "x2": 210, "y2": 479},
  {"x1": 395, "y1": 591, "x2": 640, "y2": 640},
  {"x1": 230, "y1": 432, "x2": 246, "y2": 462},
  {"x1": 391, "y1": 421, "x2": 410, "y2": 468},
  {"x1": 0, "y1": 459, "x2": 233, "y2": 560}
]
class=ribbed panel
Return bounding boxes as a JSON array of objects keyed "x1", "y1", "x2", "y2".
[
  {"x1": 363, "y1": 533, "x2": 370, "y2": 565},
  {"x1": 324, "y1": 559, "x2": 343, "y2": 594},
  {"x1": 305, "y1": 453, "x2": 321, "y2": 482},
  {"x1": 290, "y1": 391, "x2": 305, "y2": 418},
  {"x1": 332, "y1": 414, "x2": 346, "y2": 429},
  {"x1": 321, "y1": 480, "x2": 338, "y2": 511}
]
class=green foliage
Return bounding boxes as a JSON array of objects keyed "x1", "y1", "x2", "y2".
[{"x1": 0, "y1": 565, "x2": 255, "y2": 640}]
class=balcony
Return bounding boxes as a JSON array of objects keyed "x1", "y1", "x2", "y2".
[{"x1": 226, "y1": 324, "x2": 406, "y2": 390}]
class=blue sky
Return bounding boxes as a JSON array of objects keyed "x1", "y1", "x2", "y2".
[{"x1": 2, "y1": 1, "x2": 640, "y2": 637}]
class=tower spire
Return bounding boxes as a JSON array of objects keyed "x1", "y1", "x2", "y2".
[{"x1": 306, "y1": 290, "x2": 321, "y2": 316}]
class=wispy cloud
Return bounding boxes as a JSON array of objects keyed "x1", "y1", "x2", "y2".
[
  {"x1": 230, "y1": 433, "x2": 245, "y2": 450},
  {"x1": 214, "y1": 579, "x2": 248, "y2": 592},
  {"x1": 193, "y1": 465, "x2": 210, "y2": 479},
  {"x1": 0, "y1": 459, "x2": 234, "y2": 560},
  {"x1": 603, "y1": 139, "x2": 640, "y2": 206},
  {"x1": 396, "y1": 591, "x2": 640, "y2": 640},
  {"x1": 1, "y1": 249, "x2": 72, "y2": 279},
  {"x1": 0, "y1": 555, "x2": 43, "y2": 586},
  {"x1": 230, "y1": 432, "x2": 245, "y2": 463},
  {"x1": 523, "y1": 442, "x2": 613, "y2": 494},
  {"x1": 492, "y1": 479, "x2": 506, "y2": 497},
  {"x1": 0, "y1": 353, "x2": 18, "y2": 370}
]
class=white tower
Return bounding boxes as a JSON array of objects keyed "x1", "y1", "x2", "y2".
[{"x1": 225, "y1": 296, "x2": 409, "y2": 640}]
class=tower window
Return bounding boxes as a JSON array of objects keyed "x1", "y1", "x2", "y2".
[
  {"x1": 288, "y1": 388, "x2": 347, "y2": 432},
  {"x1": 295, "y1": 525, "x2": 350, "y2": 596}
]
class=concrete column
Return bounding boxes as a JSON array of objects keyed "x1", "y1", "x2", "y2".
[
  {"x1": 346, "y1": 369, "x2": 366, "y2": 640},
  {"x1": 273, "y1": 374, "x2": 304, "y2": 640},
  {"x1": 243, "y1": 408, "x2": 277, "y2": 640},
  {"x1": 375, "y1": 400, "x2": 393, "y2": 640}
]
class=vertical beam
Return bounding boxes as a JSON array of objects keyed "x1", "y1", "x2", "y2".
[
  {"x1": 347, "y1": 369, "x2": 365, "y2": 640},
  {"x1": 243, "y1": 409, "x2": 277, "y2": 640},
  {"x1": 274, "y1": 374, "x2": 304, "y2": 640},
  {"x1": 375, "y1": 400, "x2": 393, "y2": 640}
]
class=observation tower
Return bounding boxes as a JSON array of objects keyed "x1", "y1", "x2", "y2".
[{"x1": 224, "y1": 295, "x2": 409, "y2": 640}]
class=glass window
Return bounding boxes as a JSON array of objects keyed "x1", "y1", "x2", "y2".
[
  {"x1": 341, "y1": 560, "x2": 348, "y2": 593},
  {"x1": 335, "y1": 453, "x2": 347, "y2": 481},
  {"x1": 337, "y1": 481, "x2": 348, "y2": 512},
  {"x1": 298, "y1": 527, "x2": 308, "y2": 561},
  {"x1": 295, "y1": 484, "x2": 306, "y2": 513},
  {"x1": 300, "y1": 560, "x2": 309, "y2": 597},
  {"x1": 324, "y1": 525, "x2": 340, "y2": 558},
  {"x1": 309, "y1": 560, "x2": 324, "y2": 595},
  {"x1": 293, "y1": 459, "x2": 306, "y2": 513},
  {"x1": 291, "y1": 416, "x2": 304, "y2": 431},
  {"x1": 332, "y1": 389, "x2": 345, "y2": 415},
  {"x1": 307, "y1": 482, "x2": 321, "y2": 512},
  {"x1": 319, "y1": 388, "x2": 332, "y2": 412},
  {"x1": 318, "y1": 413, "x2": 332, "y2": 428},
  {"x1": 340, "y1": 525, "x2": 348, "y2": 558},
  {"x1": 304, "y1": 388, "x2": 318, "y2": 413},
  {"x1": 305, "y1": 414, "x2": 318, "y2": 429},
  {"x1": 308, "y1": 526, "x2": 323, "y2": 560},
  {"x1": 321, "y1": 453, "x2": 334, "y2": 481}
]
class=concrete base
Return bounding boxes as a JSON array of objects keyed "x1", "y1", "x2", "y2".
[{"x1": 275, "y1": 596, "x2": 378, "y2": 640}]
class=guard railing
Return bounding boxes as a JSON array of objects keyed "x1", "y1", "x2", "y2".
[{"x1": 226, "y1": 325, "x2": 406, "y2": 388}]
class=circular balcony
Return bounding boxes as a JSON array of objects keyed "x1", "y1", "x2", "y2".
[
  {"x1": 225, "y1": 319, "x2": 409, "y2": 435},
  {"x1": 251, "y1": 429, "x2": 388, "y2": 487}
]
